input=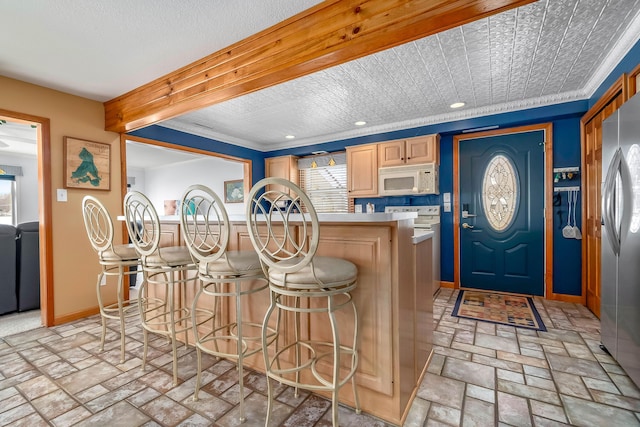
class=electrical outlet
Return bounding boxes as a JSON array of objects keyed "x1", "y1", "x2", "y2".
[{"x1": 100, "y1": 275, "x2": 106, "y2": 286}]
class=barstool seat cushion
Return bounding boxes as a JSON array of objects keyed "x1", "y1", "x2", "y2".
[
  {"x1": 100, "y1": 243, "x2": 139, "y2": 262},
  {"x1": 199, "y1": 250, "x2": 262, "y2": 277},
  {"x1": 144, "y1": 246, "x2": 193, "y2": 267},
  {"x1": 269, "y1": 256, "x2": 357, "y2": 289}
]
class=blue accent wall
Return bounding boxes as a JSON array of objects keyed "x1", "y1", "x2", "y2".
[
  {"x1": 550, "y1": 117, "x2": 583, "y2": 295},
  {"x1": 590, "y1": 38, "x2": 640, "y2": 107},
  {"x1": 128, "y1": 126, "x2": 265, "y2": 184},
  {"x1": 319, "y1": 106, "x2": 586, "y2": 296},
  {"x1": 125, "y1": 37, "x2": 640, "y2": 298},
  {"x1": 133, "y1": 106, "x2": 586, "y2": 296}
]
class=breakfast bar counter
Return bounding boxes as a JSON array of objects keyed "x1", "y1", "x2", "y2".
[{"x1": 158, "y1": 213, "x2": 434, "y2": 425}]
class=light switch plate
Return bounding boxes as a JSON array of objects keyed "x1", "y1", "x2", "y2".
[{"x1": 56, "y1": 189, "x2": 68, "y2": 202}]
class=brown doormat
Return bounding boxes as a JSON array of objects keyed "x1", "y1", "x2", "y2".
[{"x1": 452, "y1": 290, "x2": 546, "y2": 331}]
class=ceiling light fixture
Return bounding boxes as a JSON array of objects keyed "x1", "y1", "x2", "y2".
[
  {"x1": 354, "y1": 121, "x2": 367, "y2": 126},
  {"x1": 285, "y1": 135, "x2": 295, "y2": 139},
  {"x1": 450, "y1": 102, "x2": 466, "y2": 109}
]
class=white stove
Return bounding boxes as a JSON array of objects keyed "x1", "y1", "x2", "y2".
[
  {"x1": 384, "y1": 205, "x2": 441, "y2": 292},
  {"x1": 384, "y1": 205, "x2": 440, "y2": 230}
]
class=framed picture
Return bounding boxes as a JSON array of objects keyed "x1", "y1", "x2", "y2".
[
  {"x1": 224, "y1": 179, "x2": 244, "y2": 203},
  {"x1": 63, "y1": 137, "x2": 111, "y2": 190}
]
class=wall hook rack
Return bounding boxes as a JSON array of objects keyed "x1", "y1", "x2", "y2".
[{"x1": 553, "y1": 186, "x2": 580, "y2": 193}]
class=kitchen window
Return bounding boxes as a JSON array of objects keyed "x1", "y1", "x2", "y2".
[
  {"x1": 298, "y1": 152, "x2": 348, "y2": 213},
  {"x1": 0, "y1": 174, "x2": 17, "y2": 225}
]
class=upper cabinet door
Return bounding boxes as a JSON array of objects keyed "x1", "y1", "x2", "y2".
[
  {"x1": 378, "y1": 134, "x2": 440, "y2": 167},
  {"x1": 406, "y1": 135, "x2": 439, "y2": 165},
  {"x1": 347, "y1": 144, "x2": 378, "y2": 197},
  {"x1": 378, "y1": 140, "x2": 405, "y2": 167},
  {"x1": 265, "y1": 155, "x2": 298, "y2": 197}
]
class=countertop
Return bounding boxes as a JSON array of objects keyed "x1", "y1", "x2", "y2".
[
  {"x1": 153, "y1": 212, "x2": 418, "y2": 223},
  {"x1": 412, "y1": 230, "x2": 434, "y2": 244}
]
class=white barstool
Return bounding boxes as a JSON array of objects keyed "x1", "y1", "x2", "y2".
[
  {"x1": 123, "y1": 191, "x2": 196, "y2": 385},
  {"x1": 179, "y1": 184, "x2": 276, "y2": 423},
  {"x1": 81, "y1": 196, "x2": 139, "y2": 363},
  {"x1": 246, "y1": 177, "x2": 360, "y2": 427}
]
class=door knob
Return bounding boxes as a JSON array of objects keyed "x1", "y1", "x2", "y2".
[{"x1": 462, "y1": 223, "x2": 474, "y2": 229}]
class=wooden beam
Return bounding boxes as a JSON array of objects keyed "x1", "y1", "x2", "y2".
[{"x1": 104, "y1": 0, "x2": 535, "y2": 133}]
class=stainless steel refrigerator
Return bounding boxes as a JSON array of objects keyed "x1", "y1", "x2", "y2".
[{"x1": 601, "y1": 93, "x2": 640, "y2": 388}]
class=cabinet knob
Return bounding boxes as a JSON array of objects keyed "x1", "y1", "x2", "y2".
[{"x1": 407, "y1": 157, "x2": 411, "y2": 160}]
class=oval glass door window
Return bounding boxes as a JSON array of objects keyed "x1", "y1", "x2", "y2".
[
  {"x1": 482, "y1": 154, "x2": 519, "y2": 231},
  {"x1": 628, "y1": 143, "x2": 640, "y2": 233}
]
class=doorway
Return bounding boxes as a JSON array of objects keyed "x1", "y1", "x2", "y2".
[
  {"x1": 453, "y1": 123, "x2": 554, "y2": 296},
  {"x1": 0, "y1": 109, "x2": 53, "y2": 326}
]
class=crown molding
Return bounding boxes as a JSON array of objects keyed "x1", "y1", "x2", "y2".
[
  {"x1": 583, "y1": 10, "x2": 640, "y2": 98},
  {"x1": 158, "y1": 89, "x2": 587, "y2": 152}
]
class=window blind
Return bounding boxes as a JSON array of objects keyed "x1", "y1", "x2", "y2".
[
  {"x1": 0, "y1": 165, "x2": 23, "y2": 176},
  {"x1": 298, "y1": 153, "x2": 348, "y2": 213}
]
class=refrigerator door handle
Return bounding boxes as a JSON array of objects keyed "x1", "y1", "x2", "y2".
[
  {"x1": 619, "y1": 153, "x2": 634, "y2": 246},
  {"x1": 603, "y1": 148, "x2": 622, "y2": 255}
]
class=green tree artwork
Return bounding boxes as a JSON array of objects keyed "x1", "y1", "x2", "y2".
[
  {"x1": 64, "y1": 137, "x2": 110, "y2": 190},
  {"x1": 71, "y1": 147, "x2": 102, "y2": 186}
]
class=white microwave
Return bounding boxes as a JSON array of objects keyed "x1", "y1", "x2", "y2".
[{"x1": 378, "y1": 163, "x2": 439, "y2": 196}]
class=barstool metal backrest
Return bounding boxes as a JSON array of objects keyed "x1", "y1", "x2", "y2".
[
  {"x1": 123, "y1": 191, "x2": 162, "y2": 259},
  {"x1": 179, "y1": 184, "x2": 230, "y2": 265},
  {"x1": 246, "y1": 177, "x2": 319, "y2": 274},
  {"x1": 82, "y1": 195, "x2": 116, "y2": 261}
]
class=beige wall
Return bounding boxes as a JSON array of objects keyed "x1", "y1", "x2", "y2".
[{"x1": 0, "y1": 76, "x2": 122, "y2": 323}]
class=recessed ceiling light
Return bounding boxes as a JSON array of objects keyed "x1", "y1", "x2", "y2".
[
  {"x1": 450, "y1": 102, "x2": 466, "y2": 109},
  {"x1": 285, "y1": 135, "x2": 295, "y2": 139},
  {"x1": 354, "y1": 121, "x2": 367, "y2": 126}
]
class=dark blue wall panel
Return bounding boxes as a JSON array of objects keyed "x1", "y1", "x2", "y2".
[
  {"x1": 590, "y1": 38, "x2": 640, "y2": 107},
  {"x1": 351, "y1": 110, "x2": 585, "y2": 295},
  {"x1": 550, "y1": 117, "x2": 583, "y2": 296},
  {"x1": 128, "y1": 126, "x2": 265, "y2": 184},
  {"x1": 129, "y1": 107, "x2": 586, "y2": 296}
]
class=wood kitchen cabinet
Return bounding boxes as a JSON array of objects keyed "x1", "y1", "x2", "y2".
[
  {"x1": 264, "y1": 155, "x2": 298, "y2": 196},
  {"x1": 144, "y1": 221, "x2": 180, "y2": 248},
  {"x1": 346, "y1": 143, "x2": 378, "y2": 197},
  {"x1": 378, "y1": 134, "x2": 440, "y2": 167}
]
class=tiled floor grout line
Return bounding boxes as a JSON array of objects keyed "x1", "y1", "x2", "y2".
[
  {"x1": 3, "y1": 290, "x2": 640, "y2": 426},
  {"x1": 407, "y1": 289, "x2": 640, "y2": 426},
  {"x1": 0, "y1": 316, "x2": 382, "y2": 426},
  {"x1": 522, "y1": 302, "x2": 565, "y2": 427}
]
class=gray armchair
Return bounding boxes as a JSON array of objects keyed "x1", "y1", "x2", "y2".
[
  {"x1": 0, "y1": 224, "x2": 18, "y2": 315},
  {"x1": 17, "y1": 221, "x2": 40, "y2": 311}
]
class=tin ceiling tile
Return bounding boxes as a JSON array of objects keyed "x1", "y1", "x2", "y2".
[{"x1": 159, "y1": 1, "x2": 640, "y2": 151}]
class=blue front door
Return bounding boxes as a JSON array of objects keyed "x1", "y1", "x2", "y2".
[{"x1": 459, "y1": 130, "x2": 545, "y2": 296}]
